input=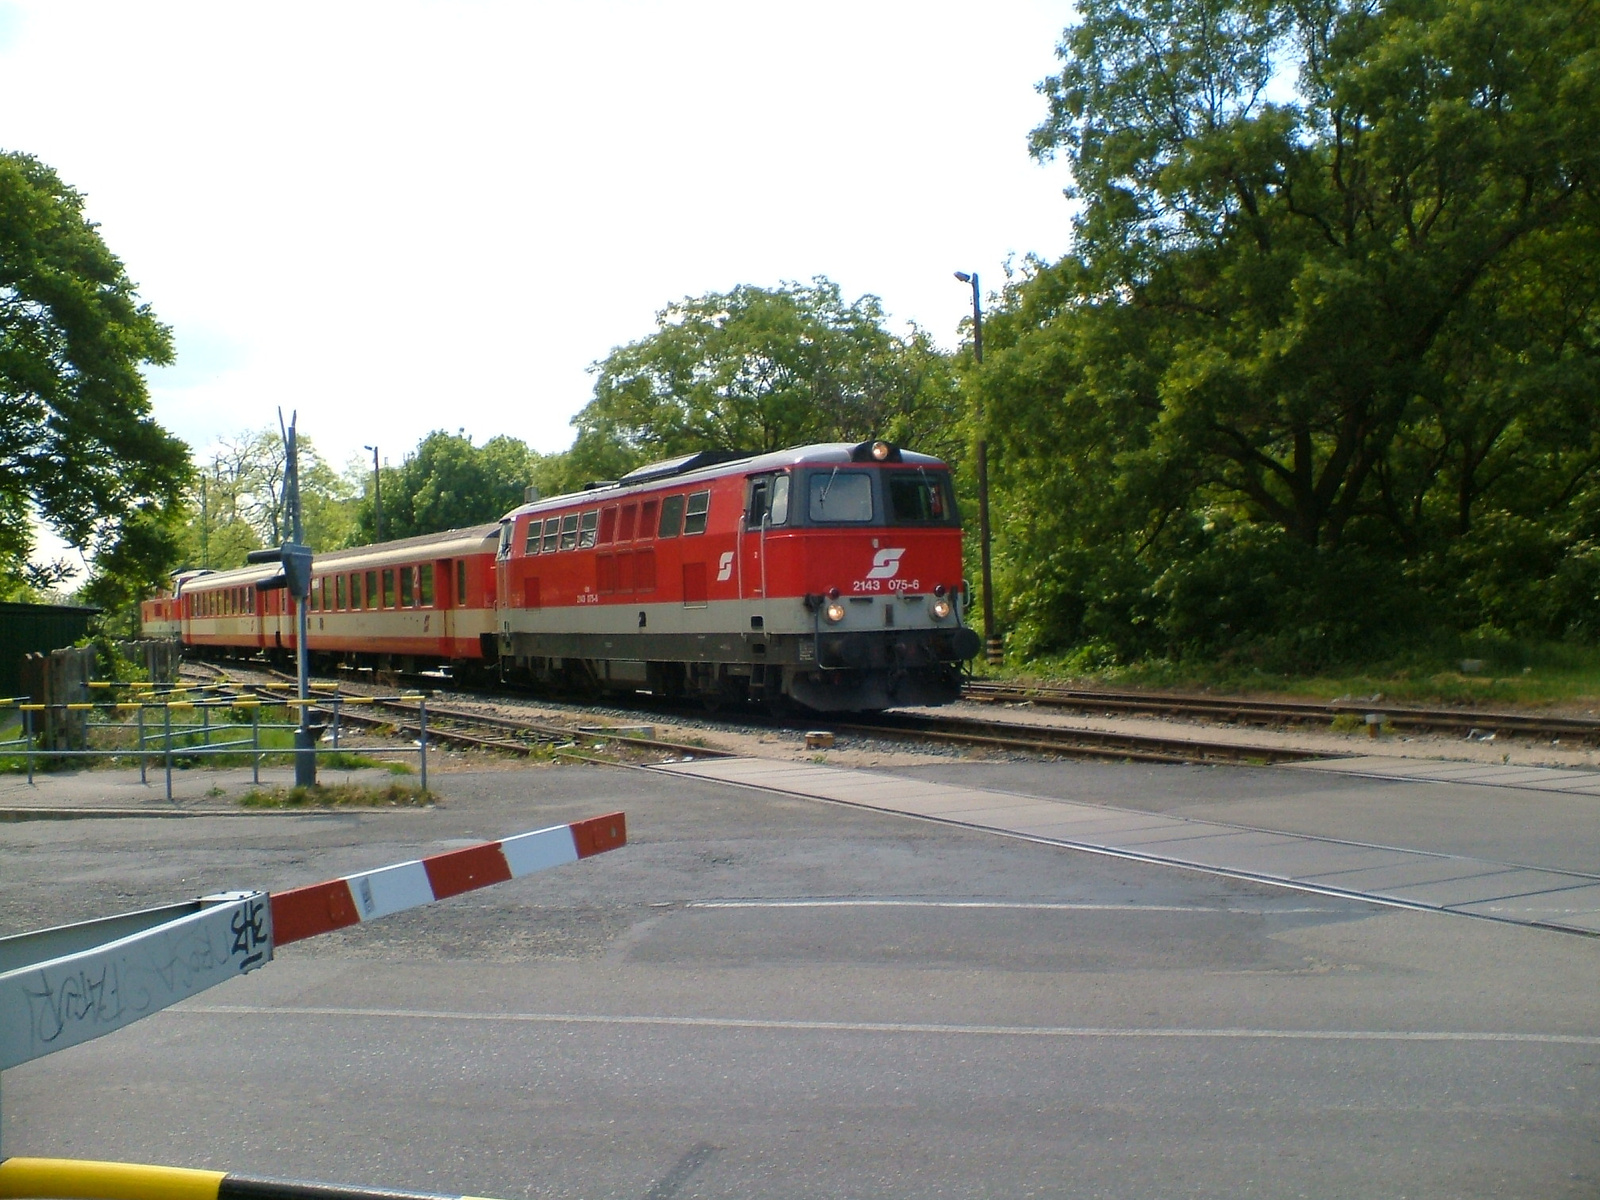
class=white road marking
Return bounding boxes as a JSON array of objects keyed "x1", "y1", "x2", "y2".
[
  {"x1": 684, "y1": 899, "x2": 1341, "y2": 913},
  {"x1": 181, "y1": 1005, "x2": 1600, "y2": 1045}
]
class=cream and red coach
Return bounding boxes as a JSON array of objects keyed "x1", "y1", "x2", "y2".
[
  {"x1": 142, "y1": 440, "x2": 981, "y2": 711},
  {"x1": 155, "y1": 525, "x2": 499, "y2": 670}
]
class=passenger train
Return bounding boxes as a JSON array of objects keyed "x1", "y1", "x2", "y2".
[{"x1": 141, "y1": 440, "x2": 981, "y2": 711}]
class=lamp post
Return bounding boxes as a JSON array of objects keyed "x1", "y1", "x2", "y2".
[
  {"x1": 954, "y1": 271, "x2": 1003, "y2": 667},
  {"x1": 363, "y1": 444, "x2": 382, "y2": 542}
]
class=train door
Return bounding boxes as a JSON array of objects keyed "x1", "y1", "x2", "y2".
[
  {"x1": 493, "y1": 518, "x2": 514, "y2": 637},
  {"x1": 742, "y1": 474, "x2": 788, "y2": 611},
  {"x1": 437, "y1": 558, "x2": 456, "y2": 651}
]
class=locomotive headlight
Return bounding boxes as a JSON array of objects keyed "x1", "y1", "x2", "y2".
[
  {"x1": 870, "y1": 441, "x2": 891, "y2": 460},
  {"x1": 928, "y1": 595, "x2": 953, "y2": 620},
  {"x1": 824, "y1": 600, "x2": 847, "y2": 623}
]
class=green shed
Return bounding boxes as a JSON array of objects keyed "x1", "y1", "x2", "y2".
[{"x1": 0, "y1": 601, "x2": 101, "y2": 700}]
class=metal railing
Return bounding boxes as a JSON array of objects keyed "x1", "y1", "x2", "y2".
[{"x1": 0, "y1": 685, "x2": 430, "y2": 799}]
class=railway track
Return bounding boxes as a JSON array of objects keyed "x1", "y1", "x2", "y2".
[
  {"x1": 834, "y1": 711, "x2": 1334, "y2": 765},
  {"x1": 189, "y1": 663, "x2": 1336, "y2": 768},
  {"x1": 963, "y1": 680, "x2": 1600, "y2": 744}
]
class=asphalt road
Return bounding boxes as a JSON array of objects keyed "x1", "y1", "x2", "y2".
[{"x1": 2, "y1": 760, "x2": 1597, "y2": 1199}]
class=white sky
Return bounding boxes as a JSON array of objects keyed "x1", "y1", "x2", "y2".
[{"x1": 3, "y1": 1, "x2": 1074, "y2": 504}]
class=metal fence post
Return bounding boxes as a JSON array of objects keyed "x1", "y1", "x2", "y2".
[
  {"x1": 331, "y1": 700, "x2": 341, "y2": 749},
  {"x1": 24, "y1": 708, "x2": 33, "y2": 785},
  {"x1": 138, "y1": 704, "x2": 147, "y2": 784},
  {"x1": 163, "y1": 704, "x2": 173, "y2": 802},
  {"x1": 252, "y1": 705, "x2": 261, "y2": 786},
  {"x1": 419, "y1": 696, "x2": 428, "y2": 794}
]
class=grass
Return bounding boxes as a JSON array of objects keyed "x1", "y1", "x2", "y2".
[
  {"x1": 239, "y1": 781, "x2": 433, "y2": 808},
  {"x1": 987, "y1": 638, "x2": 1600, "y2": 711}
]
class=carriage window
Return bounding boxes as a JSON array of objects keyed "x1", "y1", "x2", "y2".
[
  {"x1": 578, "y1": 510, "x2": 599, "y2": 549},
  {"x1": 525, "y1": 518, "x2": 542, "y2": 554},
  {"x1": 684, "y1": 490, "x2": 710, "y2": 535},
  {"x1": 310, "y1": 579, "x2": 321, "y2": 612},
  {"x1": 598, "y1": 506, "x2": 618, "y2": 545},
  {"x1": 337, "y1": 574, "x2": 347, "y2": 610},
  {"x1": 456, "y1": 561, "x2": 468, "y2": 606},
  {"x1": 559, "y1": 513, "x2": 579, "y2": 551},
  {"x1": 619, "y1": 503, "x2": 638, "y2": 541},
  {"x1": 400, "y1": 566, "x2": 414, "y2": 607},
  {"x1": 888, "y1": 471, "x2": 955, "y2": 524},
  {"x1": 658, "y1": 494, "x2": 684, "y2": 538},
  {"x1": 383, "y1": 569, "x2": 396, "y2": 608},
  {"x1": 419, "y1": 564, "x2": 434, "y2": 606},
  {"x1": 366, "y1": 571, "x2": 379, "y2": 609},
  {"x1": 541, "y1": 517, "x2": 560, "y2": 553},
  {"x1": 809, "y1": 470, "x2": 874, "y2": 522}
]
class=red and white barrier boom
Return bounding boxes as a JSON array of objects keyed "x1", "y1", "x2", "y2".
[{"x1": 0, "y1": 811, "x2": 625, "y2": 1194}]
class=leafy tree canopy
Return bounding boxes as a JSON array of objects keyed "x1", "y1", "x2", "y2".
[
  {"x1": 0, "y1": 151, "x2": 189, "y2": 583},
  {"x1": 979, "y1": 0, "x2": 1600, "y2": 664},
  {"x1": 355, "y1": 431, "x2": 542, "y2": 542},
  {"x1": 560, "y1": 278, "x2": 960, "y2": 488}
]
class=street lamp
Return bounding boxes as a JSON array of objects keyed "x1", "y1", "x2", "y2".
[
  {"x1": 954, "y1": 270, "x2": 1002, "y2": 667},
  {"x1": 363, "y1": 445, "x2": 382, "y2": 542}
]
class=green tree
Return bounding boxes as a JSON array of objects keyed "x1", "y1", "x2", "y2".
[
  {"x1": 565, "y1": 278, "x2": 959, "y2": 485},
  {"x1": 354, "y1": 431, "x2": 541, "y2": 542},
  {"x1": 0, "y1": 151, "x2": 190, "y2": 582},
  {"x1": 980, "y1": 0, "x2": 1600, "y2": 662},
  {"x1": 174, "y1": 429, "x2": 356, "y2": 569}
]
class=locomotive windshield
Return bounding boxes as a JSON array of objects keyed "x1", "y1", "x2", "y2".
[
  {"x1": 809, "y1": 470, "x2": 874, "y2": 522},
  {"x1": 803, "y1": 467, "x2": 958, "y2": 526}
]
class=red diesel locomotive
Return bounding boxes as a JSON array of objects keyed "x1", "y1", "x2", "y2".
[{"x1": 143, "y1": 440, "x2": 981, "y2": 711}]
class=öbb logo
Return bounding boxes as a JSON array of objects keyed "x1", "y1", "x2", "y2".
[{"x1": 865, "y1": 548, "x2": 907, "y2": 580}]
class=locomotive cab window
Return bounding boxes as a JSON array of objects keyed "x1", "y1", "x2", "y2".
[
  {"x1": 809, "y1": 469, "x2": 874, "y2": 523},
  {"x1": 683, "y1": 490, "x2": 710, "y2": 535},
  {"x1": 748, "y1": 476, "x2": 790, "y2": 527},
  {"x1": 497, "y1": 520, "x2": 513, "y2": 559},
  {"x1": 887, "y1": 471, "x2": 957, "y2": 525}
]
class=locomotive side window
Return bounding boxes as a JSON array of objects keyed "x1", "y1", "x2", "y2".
[
  {"x1": 887, "y1": 471, "x2": 956, "y2": 524},
  {"x1": 659, "y1": 494, "x2": 684, "y2": 538},
  {"x1": 578, "y1": 510, "x2": 599, "y2": 549},
  {"x1": 542, "y1": 517, "x2": 560, "y2": 554},
  {"x1": 684, "y1": 490, "x2": 710, "y2": 535},
  {"x1": 419, "y1": 564, "x2": 434, "y2": 606},
  {"x1": 639, "y1": 499, "x2": 658, "y2": 539},
  {"x1": 400, "y1": 567, "x2": 414, "y2": 607},
  {"x1": 619, "y1": 503, "x2": 638, "y2": 541},
  {"x1": 559, "y1": 513, "x2": 579, "y2": 550},
  {"x1": 747, "y1": 476, "x2": 790, "y2": 527},
  {"x1": 809, "y1": 470, "x2": 874, "y2": 522},
  {"x1": 770, "y1": 475, "x2": 790, "y2": 525},
  {"x1": 598, "y1": 507, "x2": 618, "y2": 545},
  {"x1": 525, "y1": 519, "x2": 542, "y2": 554}
]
